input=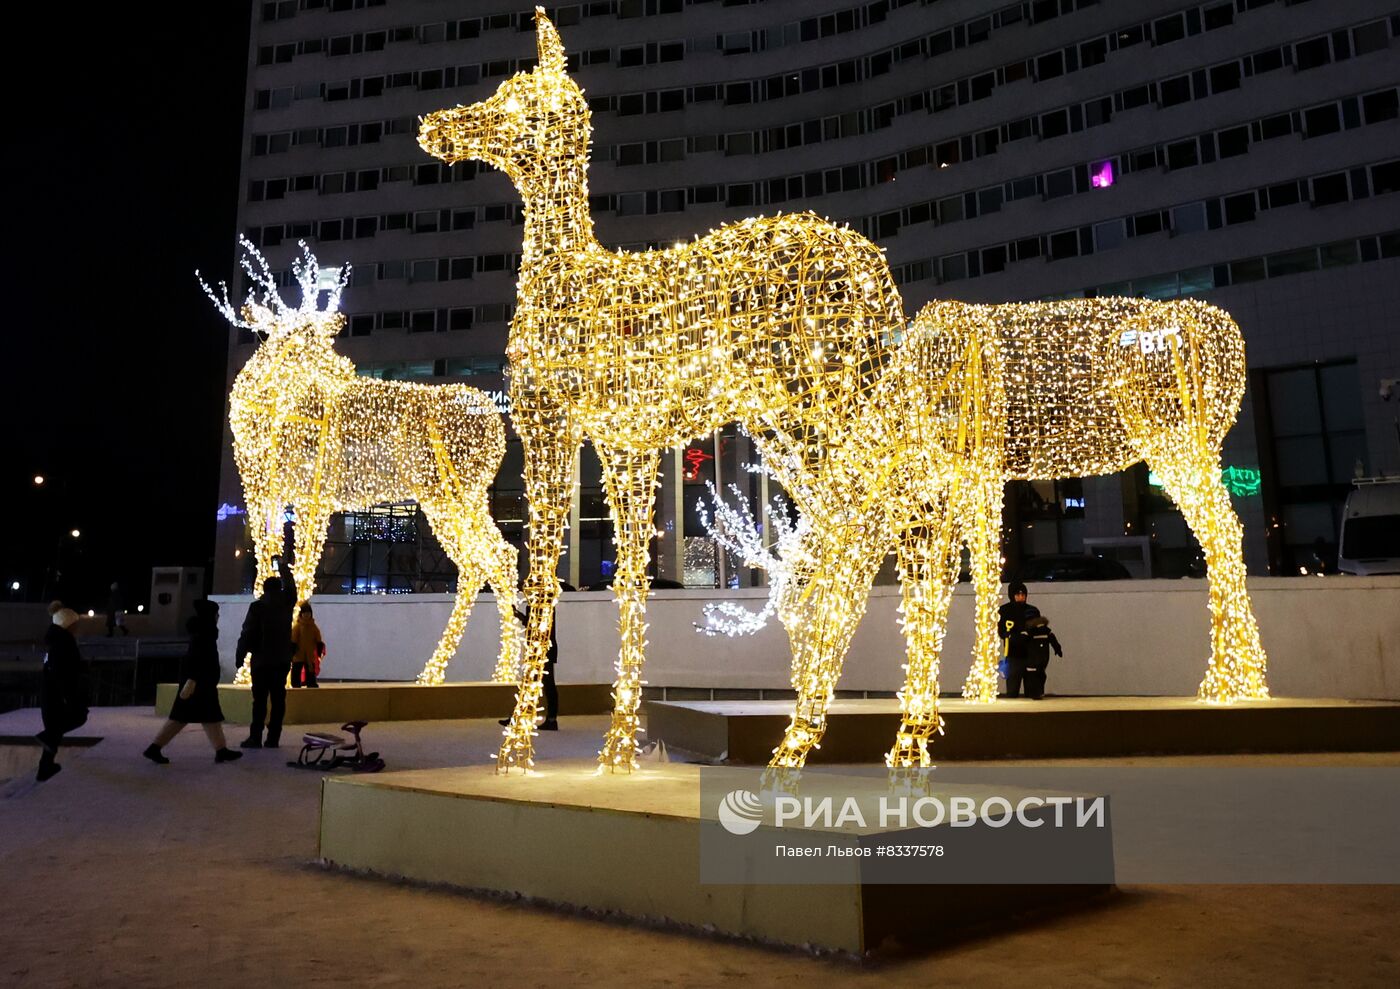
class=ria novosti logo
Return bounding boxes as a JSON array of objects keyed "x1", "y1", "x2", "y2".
[
  {"x1": 715, "y1": 787, "x2": 1107, "y2": 834},
  {"x1": 717, "y1": 789, "x2": 765, "y2": 835}
]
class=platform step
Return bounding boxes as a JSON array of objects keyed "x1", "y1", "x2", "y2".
[
  {"x1": 643, "y1": 696, "x2": 1400, "y2": 763},
  {"x1": 155, "y1": 681, "x2": 613, "y2": 724}
]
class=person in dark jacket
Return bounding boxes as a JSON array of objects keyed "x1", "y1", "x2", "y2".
[
  {"x1": 998, "y1": 582, "x2": 1065, "y2": 698},
  {"x1": 1020, "y1": 615, "x2": 1063, "y2": 700},
  {"x1": 500, "y1": 596, "x2": 559, "y2": 731},
  {"x1": 235, "y1": 575, "x2": 295, "y2": 749},
  {"x1": 142, "y1": 600, "x2": 242, "y2": 764},
  {"x1": 106, "y1": 582, "x2": 128, "y2": 636},
  {"x1": 998, "y1": 581, "x2": 1039, "y2": 699},
  {"x1": 36, "y1": 602, "x2": 89, "y2": 782}
]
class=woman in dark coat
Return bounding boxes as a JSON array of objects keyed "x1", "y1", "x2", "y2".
[
  {"x1": 142, "y1": 600, "x2": 242, "y2": 765},
  {"x1": 36, "y1": 604, "x2": 90, "y2": 782}
]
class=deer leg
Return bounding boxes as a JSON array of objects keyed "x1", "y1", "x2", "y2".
[
  {"x1": 487, "y1": 528, "x2": 522, "y2": 684},
  {"x1": 961, "y1": 473, "x2": 1006, "y2": 703},
  {"x1": 289, "y1": 502, "x2": 331, "y2": 610},
  {"x1": 1146, "y1": 454, "x2": 1268, "y2": 702},
  {"x1": 1110, "y1": 322, "x2": 1268, "y2": 701},
  {"x1": 234, "y1": 500, "x2": 283, "y2": 685},
  {"x1": 769, "y1": 523, "x2": 887, "y2": 771},
  {"x1": 414, "y1": 500, "x2": 485, "y2": 685},
  {"x1": 596, "y1": 445, "x2": 661, "y2": 772},
  {"x1": 499, "y1": 432, "x2": 578, "y2": 773},
  {"x1": 250, "y1": 502, "x2": 282, "y2": 591},
  {"x1": 287, "y1": 503, "x2": 331, "y2": 689},
  {"x1": 888, "y1": 494, "x2": 963, "y2": 769}
]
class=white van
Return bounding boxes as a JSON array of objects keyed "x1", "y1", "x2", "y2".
[{"x1": 1337, "y1": 478, "x2": 1400, "y2": 575}]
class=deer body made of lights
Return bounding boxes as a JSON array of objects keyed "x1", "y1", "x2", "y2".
[
  {"x1": 419, "y1": 10, "x2": 906, "y2": 772},
  {"x1": 702, "y1": 298, "x2": 1268, "y2": 770},
  {"x1": 201, "y1": 240, "x2": 521, "y2": 685}
]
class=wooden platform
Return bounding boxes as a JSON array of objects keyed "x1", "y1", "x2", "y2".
[
  {"x1": 643, "y1": 696, "x2": 1400, "y2": 764},
  {"x1": 318, "y1": 761, "x2": 1112, "y2": 954},
  {"x1": 154, "y1": 681, "x2": 614, "y2": 725}
]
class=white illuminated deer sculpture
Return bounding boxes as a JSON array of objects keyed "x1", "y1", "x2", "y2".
[{"x1": 201, "y1": 239, "x2": 520, "y2": 685}]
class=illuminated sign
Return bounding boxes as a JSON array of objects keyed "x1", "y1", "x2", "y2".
[
  {"x1": 1221, "y1": 466, "x2": 1261, "y2": 497},
  {"x1": 215, "y1": 502, "x2": 246, "y2": 521},
  {"x1": 683, "y1": 447, "x2": 715, "y2": 481},
  {"x1": 1118, "y1": 325, "x2": 1181, "y2": 354}
]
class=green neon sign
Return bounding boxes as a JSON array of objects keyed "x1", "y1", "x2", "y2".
[
  {"x1": 1147, "y1": 467, "x2": 1260, "y2": 496},
  {"x1": 1221, "y1": 466, "x2": 1261, "y2": 497}
]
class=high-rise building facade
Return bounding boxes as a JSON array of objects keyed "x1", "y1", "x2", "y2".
[{"x1": 213, "y1": 0, "x2": 1400, "y2": 594}]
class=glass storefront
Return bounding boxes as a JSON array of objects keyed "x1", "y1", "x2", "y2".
[{"x1": 1255, "y1": 360, "x2": 1368, "y2": 574}]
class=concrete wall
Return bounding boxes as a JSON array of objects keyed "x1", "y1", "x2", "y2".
[
  {"x1": 0, "y1": 604, "x2": 53, "y2": 646},
  {"x1": 0, "y1": 604, "x2": 155, "y2": 646},
  {"x1": 212, "y1": 577, "x2": 1400, "y2": 699}
]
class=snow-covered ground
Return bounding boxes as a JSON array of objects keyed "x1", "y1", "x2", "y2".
[{"x1": 2, "y1": 705, "x2": 1397, "y2": 987}]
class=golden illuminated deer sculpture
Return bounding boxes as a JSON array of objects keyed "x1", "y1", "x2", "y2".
[
  {"x1": 419, "y1": 10, "x2": 906, "y2": 772},
  {"x1": 201, "y1": 239, "x2": 520, "y2": 685},
  {"x1": 759, "y1": 298, "x2": 1268, "y2": 770}
]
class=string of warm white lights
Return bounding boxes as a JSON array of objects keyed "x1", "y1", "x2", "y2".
[
  {"x1": 420, "y1": 9, "x2": 1266, "y2": 773},
  {"x1": 201, "y1": 239, "x2": 520, "y2": 686}
]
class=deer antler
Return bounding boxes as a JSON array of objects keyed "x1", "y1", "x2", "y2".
[
  {"x1": 198, "y1": 238, "x2": 350, "y2": 335},
  {"x1": 695, "y1": 479, "x2": 810, "y2": 637}
]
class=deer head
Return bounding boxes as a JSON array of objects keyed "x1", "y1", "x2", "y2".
[{"x1": 417, "y1": 9, "x2": 588, "y2": 187}]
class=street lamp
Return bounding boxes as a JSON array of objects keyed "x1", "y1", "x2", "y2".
[{"x1": 32, "y1": 473, "x2": 85, "y2": 602}]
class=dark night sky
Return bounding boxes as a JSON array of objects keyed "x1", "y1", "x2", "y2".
[{"x1": 0, "y1": 5, "x2": 253, "y2": 610}]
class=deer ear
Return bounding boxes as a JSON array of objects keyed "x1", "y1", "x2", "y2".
[{"x1": 535, "y1": 7, "x2": 567, "y2": 73}]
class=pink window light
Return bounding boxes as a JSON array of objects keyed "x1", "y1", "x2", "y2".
[{"x1": 1090, "y1": 160, "x2": 1115, "y2": 188}]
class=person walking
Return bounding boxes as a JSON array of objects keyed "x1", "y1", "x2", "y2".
[
  {"x1": 36, "y1": 602, "x2": 90, "y2": 782},
  {"x1": 235, "y1": 575, "x2": 295, "y2": 748},
  {"x1": 998, "y1": 581, "x2": 1039, "y2": 699},
  {"x1": 290, "y1": 604, "x2": 323, "y2": 688},
  {"x1": 106, "y1": 582, "x2": 128, "y2": 637},
  {"x1": 142, "y1": 600, "x2": 242, "y2": 764}
]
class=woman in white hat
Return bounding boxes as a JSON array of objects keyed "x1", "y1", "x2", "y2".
[{"x1": 36, "y1": 601, "x2": 90, "y2": 782}]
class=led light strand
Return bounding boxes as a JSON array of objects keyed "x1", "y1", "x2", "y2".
[{"x1": 694, "y1": 481, "x2": 808, "y2": 637}]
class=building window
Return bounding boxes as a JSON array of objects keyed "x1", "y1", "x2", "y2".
[{"x1": 315, "y1": 505, "x2": 460, "y2": 595}]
